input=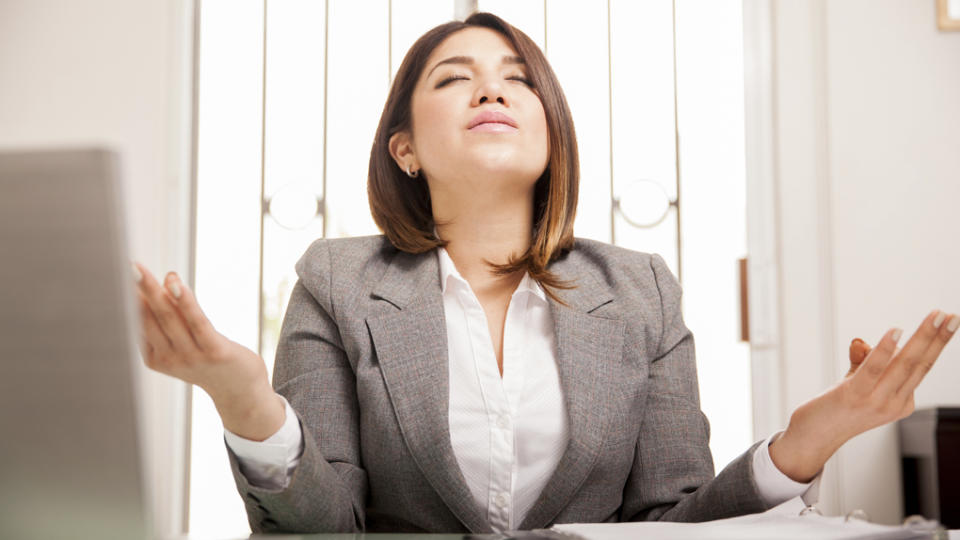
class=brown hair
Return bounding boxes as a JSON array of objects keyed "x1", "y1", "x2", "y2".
[{"x1": 367, "y1": 11, "x2": 579, "y2": 303}]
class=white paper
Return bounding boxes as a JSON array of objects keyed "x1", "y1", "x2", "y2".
[{"x1": 550, "y1": 499, "x2": 935, "y2": 540}]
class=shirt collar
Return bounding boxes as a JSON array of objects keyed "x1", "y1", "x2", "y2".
[{"x1": 435, "y1": 245, "x2": 547, "y2": 303}]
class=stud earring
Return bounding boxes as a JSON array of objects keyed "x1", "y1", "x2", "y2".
[{"x1": 406, "y1": 164, "x2": 419, "y2": 178}]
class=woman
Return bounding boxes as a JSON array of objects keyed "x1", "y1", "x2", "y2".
[{"x1": 132, "y1": 12, "x2": 957, "y2": 534}]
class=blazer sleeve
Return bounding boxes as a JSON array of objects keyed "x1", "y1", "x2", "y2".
[
  {"x1": 224, "y1": 238, "x2": 367, "y2": 533},
  {"x1": 619, "y1": 253, "x2": 770, "y2": 522}
]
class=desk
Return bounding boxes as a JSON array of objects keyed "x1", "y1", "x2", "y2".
[
  {"x1": 171, "y1": 535, "x2": 502, "y2": 540},
  {"x1": 169, "y1": 531, "x2": 960, "y2": 540},
  {"x1": 232, "y1": 530, "x2": 959, "y2": 539}
]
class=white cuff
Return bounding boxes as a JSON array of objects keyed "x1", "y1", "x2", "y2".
[
  {"x1": 223, "y1": 394, "x2": 305, "y2": 489},
  {"x1": 752, "y1": 430, "x2": 822, "y2": 507}
]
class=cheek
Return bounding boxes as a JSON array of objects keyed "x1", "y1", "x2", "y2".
[
  {"x1": 413, "y1": 99, "x2": 458, "y2": 153},
  {"x1": 419, "y1": 100, "x2": 446, "y2": 128}
]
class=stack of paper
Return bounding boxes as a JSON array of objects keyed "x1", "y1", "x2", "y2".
[{"x1": 547, "y1": 499, "x2": 940, "y2": 540}]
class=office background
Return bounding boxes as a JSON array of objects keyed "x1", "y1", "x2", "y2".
[{"x1": 1, "y1": 0, "x2": 958, "y2": 538}]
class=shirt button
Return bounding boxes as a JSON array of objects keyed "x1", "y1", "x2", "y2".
[
  {"x1": 497, "y1": 415, "x2": 510, "y2": 429},
  {"x1": 495, "y1": 492, "x2": 509, "y2": 508}
]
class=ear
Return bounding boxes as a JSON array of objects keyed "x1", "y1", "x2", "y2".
[{"x1": 388, "y1": 130, "x2": 417, "y2": 173}]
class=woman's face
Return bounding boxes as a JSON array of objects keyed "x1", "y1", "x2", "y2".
[{"x1": 396, "y1": 27, "x2": 550, "y2": 201}]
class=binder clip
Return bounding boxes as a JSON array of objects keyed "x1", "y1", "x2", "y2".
[
  {"x1": 844, "y1": 509, "x2": 869, "y2": 522},
  {"x1": 902, "y1": 514, "x2": 947, "y2": 540}
]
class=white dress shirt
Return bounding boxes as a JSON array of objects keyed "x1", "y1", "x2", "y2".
[{"x1": 225, "y1": 246, "x2": 819, "y2": 530}]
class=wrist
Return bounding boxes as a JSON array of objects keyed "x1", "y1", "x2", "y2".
[
  {"x1": 210, "y1": 379, "x2": 284, "y2": 442},
  {"x1": 769, "y1": 407, "x2": 847, "y2": 483},
  {"x1": 768, "y1": 430, "x2": 821, "y2": 483}
]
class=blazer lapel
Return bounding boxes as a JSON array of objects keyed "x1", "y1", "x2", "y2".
[
  {"x1": 518, "y1": 254, "x2": 625, "y2": 530},
  {"x1": 365, "y1": 246, "x2": 625, "y2": 533},
  {"x1": 365, "y1": 249, "x2": 491, "y2": 533}
]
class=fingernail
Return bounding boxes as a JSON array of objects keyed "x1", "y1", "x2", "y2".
[
  {"x1": 891, "y1": 328, "x2": 903, "y2": 343},
  {"x1": 132, "y1": 263, "x2": 142, "y2": 283},
  {"x1": 167, "y1": 279, "x2": 182, "y2": 299},
  {"x1": 933, "y1": 310, "x2": 946, "y2": 329},
  {"x1": 947, "y1": 315, "x2": 959, "y2": 333}
]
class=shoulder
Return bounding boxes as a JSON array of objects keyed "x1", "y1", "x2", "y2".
[
  {"x1": 564, "y1": 239, "x2": 687, "y2": 357},
  {"x1": 293, "y1": 234, "x2": 398, "y2": 310},
  {"x1": 563, "y1": 237, "x2": 683, "y2": 313},
  {"x1": 567, "y1": 237, "x2": 654, "y2": 269},
  {"x1": 567, "y1": 237, "x2": 678, "y2": 291},
  {"x1": 294, "y1": 234, "x2": 395, "y2": 279}
]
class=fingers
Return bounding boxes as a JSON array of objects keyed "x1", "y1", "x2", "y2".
[
  {"x1": 137, "y1": 289, "x2": 170, "y2": 369},
  {"x1": 847, "y1": 338, "x2": 872, "y2": 377},
  {"x1": 876, "y1": 309, "x2": 954, "y2": 402},
  {"x1": 895, "y1": 312, "x2": 958, "y2": 401},
  {"x1": 142, "y1": 339, "x2": 155, "y2": 364},
  {"x1": 133, "y1": 262, "x2": 199, "y2": 355},
  {"x1": 850, "y1": 327, "x2": 902, "y2": 394},
  {"x1": 160, "y1": 271, "x2": 219, "y2": 353}
]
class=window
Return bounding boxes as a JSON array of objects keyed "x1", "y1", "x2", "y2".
[{"x1": 191, "y1": 0, "x2": 750, "y2": 534}]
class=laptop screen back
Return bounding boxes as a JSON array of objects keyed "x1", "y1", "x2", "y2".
[{"x1": 0, "y1": 148, "x2": 151, "y2": 540}]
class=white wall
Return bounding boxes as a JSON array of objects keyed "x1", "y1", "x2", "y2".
[
  {"x1": 0, "y1": 1, "x2": 195, "y2": 537},
  {"x1": 5, "y1": 0, "x2": 958, "y2": 532},
  {"x1": 767, "y1": 0, "x2": 960, "y2": 524}
]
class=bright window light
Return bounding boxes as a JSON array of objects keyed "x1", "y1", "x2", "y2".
[{"x1": 191, "y1": 1, "x2": 751, "y2": 533}]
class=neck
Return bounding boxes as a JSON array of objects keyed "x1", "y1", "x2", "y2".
[{"x1": 433, "y1": 189, "x2": 533, "y2": 298}]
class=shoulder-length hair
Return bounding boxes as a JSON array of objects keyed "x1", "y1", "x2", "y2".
[{"x1": 367, "y1": 11, "x2": 579, "y2": 303}]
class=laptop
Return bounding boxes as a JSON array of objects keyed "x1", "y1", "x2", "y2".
[{"x1": 0, "y1": 148, "x2": 152, "y2": 539}]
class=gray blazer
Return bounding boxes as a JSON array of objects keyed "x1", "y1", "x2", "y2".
[{"x1": 225, "y1": 235, "x2": 772, "y2": 534}]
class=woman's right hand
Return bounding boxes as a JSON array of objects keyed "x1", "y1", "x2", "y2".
[{"x1": 132, "y1": 261, "x2": 285, "y2": 441}]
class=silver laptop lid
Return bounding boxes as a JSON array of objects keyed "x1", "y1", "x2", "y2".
[{"x1": 0, "y1": 148, "x2": 151, "y2": 540}]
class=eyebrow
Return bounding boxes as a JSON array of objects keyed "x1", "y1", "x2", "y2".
[{"x1": 426, "y1": 55, "x2": 525, "y2": 79}]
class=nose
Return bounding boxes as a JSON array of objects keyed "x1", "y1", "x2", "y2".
[{"x1": 471, "y1": 76, "x2": 508, "y2": 107}]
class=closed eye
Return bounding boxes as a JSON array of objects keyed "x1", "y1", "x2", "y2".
[
  {"x1": 435, "y1": 75, "x2": 468, "y2": 88},
  {"x1": 435, "y1": 75, "x2": 534, "y2": 88}
]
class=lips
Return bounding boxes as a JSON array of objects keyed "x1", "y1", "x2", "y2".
[{"x1": 468, "y1": 110, "x2": 518, "y2": 130}]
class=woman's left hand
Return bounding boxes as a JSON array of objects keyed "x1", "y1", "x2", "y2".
[{"x1": 768, "y1": 309, "x2": 958, "y2": 483}]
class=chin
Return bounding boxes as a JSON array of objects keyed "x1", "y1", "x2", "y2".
[
  {"x1": 472, "y1": 162, "x2": 540, "y2": 182},
  {"x1": 466, "y1": 148, "x2": 539, "y2": 171}
]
